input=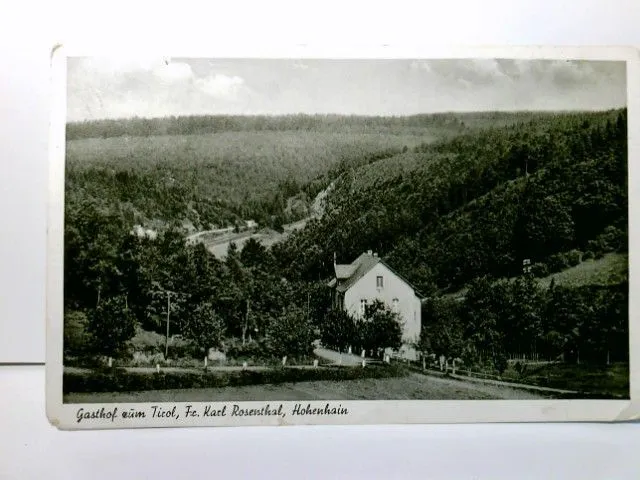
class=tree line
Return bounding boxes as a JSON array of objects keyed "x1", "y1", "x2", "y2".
[
  {"x1": 419, "y1": 275, "x2": 628, "y2": 374},
  {"x1": 66, "y1": 112, "x2": 474, "y2": 140},
  {"x1": 64, "y1": 208, "x2": 330, "y2": 363}
]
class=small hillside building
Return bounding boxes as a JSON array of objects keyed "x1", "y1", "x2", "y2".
[{"x1": 328, "y1": 251, "x2": 423, "y2": 360}]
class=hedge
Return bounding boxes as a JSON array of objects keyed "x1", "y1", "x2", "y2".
[{"x1": 63, "y1": 364, "x2": 407, "y2": 394}]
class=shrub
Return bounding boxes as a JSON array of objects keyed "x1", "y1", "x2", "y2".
[
  {"x1": 129, "y1": 328, "x2": 165, "y2": 355},
  {"x1": 357, "y1": 300, "x2": 403, "y2": 357},
  {"x1": 494, "y1": 354, "x2": 509, "y2": 375},
  {"x1": 565, "y1": 249, "x2": 582, "y2": 267},
  {"x1": 225, "y1": 337, "x2": 274, "y2": 364},
  {"x1": 321, "y1": 310, "x2": 358, "y2": 352},
  {"x1": 530, "y1": 262, "x2": 549, "y2": 278},
  {"x1": 129, "y1": 328, "x2": 197, "y2": 359},
  {"x1": 63, "y1": 364, "x2": 407, "y2": 394},
  {"x1": 586, "y1": 239, "x2": 604, "y2": 258},
  {"x1": 547, "y1": 253, "x2": 569, "y2": 273},
  {"x1": 513, "y1": 361, "x2": 528, "y2": 377},
  {"x1": 585, "y1": 226, "x2": 625, "y2": 258},
  {"x1": 129, "y1": 351, "x2": 166, "y2": 367},
  {"x1": 599, "y1": 225, "x2": 626, "y2": 252},
  {"x1": 87, "y1": 296, "x2": 137, "y2": 359},
  {"x1": 64, "y1": 310, "x2": 92, "y2": 357},
  {"x1": 181, "y1": 302, "x2": 225, "y2": 356},
  {"x1": 582, "y1": 250, "x2": 595, "y2": 261},
  {"x1": 265, "y1": 306, "x2": 315, "y2": 358}
]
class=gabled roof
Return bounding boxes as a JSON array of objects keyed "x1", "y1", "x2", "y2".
[
  {"x1": 330, "y1": 252, "x2": 426, "y2": 298},
  {"x1": 334, "y1": 253, "x2": 382, "y2": 293},
  {"x1": 335, "y1": 264, "x2": 358, "y2": 279}
]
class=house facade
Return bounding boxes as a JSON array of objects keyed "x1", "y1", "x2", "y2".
[{"x1": 328, "y1": 250, "x2": 422, "y2": 360}]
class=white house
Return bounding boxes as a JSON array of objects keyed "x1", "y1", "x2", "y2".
[{"x1": 328, "y1": 250, "x2": 423, "y2": 360}]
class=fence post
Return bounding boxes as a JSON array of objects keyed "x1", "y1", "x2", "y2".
[
  {"x1": 282, "y1": 356, "x2": 287, "y2": 367},
  {"x1": 156, "y1": 364, "x2": 160, "y2": 373},
  {"x1": 313, "y1": 359, "x2": 319, "y2": 368},
  {"x1": 242, "y1": 361, "x2": 248, "y2": 370}
]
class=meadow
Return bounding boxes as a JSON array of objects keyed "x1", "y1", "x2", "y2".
[
  {"x1": 64, "y1": 371, "x2": 546, "y2": 403},
  {"x1": 536, "y1": 252, "x2": 628, "y2": 289}
]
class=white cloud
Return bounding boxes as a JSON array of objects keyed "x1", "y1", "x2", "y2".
[
  {"x1": 152, "y1": 61, "x2": 194, "y2": 83},
  {"x1": 67, "y1": 58, "x2": 252, "y2": 121},
  {"x1": 77, "y1": 56, "x2": 167, "y2": 75},
  {"x1": 66, "y1": 58, "x2": 626, "y2": 122},
  {"x1": 194, "y1": 74, "x2": 246, "y2": 98},
  {"x1": 408, "y1": 60, "x2": 431, "y2": 73}
]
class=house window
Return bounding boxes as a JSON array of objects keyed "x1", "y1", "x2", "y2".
[
  {"x1": 360, "y1": 299, "x2": 367, "y2": 316},
  {"x1": 392, "y1": 298, "x2": 399, "y2": 312},
  {"x1": 376, "y1": 276, "x2": 384, "y2": 288}
]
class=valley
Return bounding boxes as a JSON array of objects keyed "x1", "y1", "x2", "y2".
[{"x1": 63, "y1": 109, "x2": 629, "y2": 400}]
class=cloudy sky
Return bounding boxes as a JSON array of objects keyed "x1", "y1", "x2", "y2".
[{"x1": 66, "y1": 57, "x2": 627, "y2": 122}]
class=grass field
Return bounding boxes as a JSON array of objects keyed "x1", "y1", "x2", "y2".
[
  {"x1": 501, "y1": 362, "x2": 629, "y2": 398},
  {"x1": 444, "y1": 252, "x2": 628, "y2": 301},
  {"x1": 537, "y1": 253, "x2": 628, "y2": 289},
  {"x1": 64, "y1": 372, "x2": 545, "y2": 403}
]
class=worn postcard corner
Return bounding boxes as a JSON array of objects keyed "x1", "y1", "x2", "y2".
[{"x1": 46, "y1": 45, "x2": 638, "y2": 430}]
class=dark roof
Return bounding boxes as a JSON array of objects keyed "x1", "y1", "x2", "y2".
[
  {"x1": 334, "y1": 253, "x2": 382, "y2": 293},
  {"x1": 330, "y1": 252, "x2": 426, "y2": 298},
  {"x1": 335, "y1": 264, "x2": 358, "y2": 279}
]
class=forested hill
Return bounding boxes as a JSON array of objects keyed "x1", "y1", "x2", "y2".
[
  {"x1": 65, "y1": 111, "x2": 600, "y2": 235},
  {"x1": 65, "y1": 111, "x2": 558, "y2": 141},
  {"x1": 68, "y1": 112, "x2": 504, "y2": 235},
  {"x1": 273, "y1": 108, "x2": 628, "y2": 296}
]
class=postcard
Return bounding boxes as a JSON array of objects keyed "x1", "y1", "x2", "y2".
[{"x1": 46, "y1": 45, "x2": 639, "y2": 429}]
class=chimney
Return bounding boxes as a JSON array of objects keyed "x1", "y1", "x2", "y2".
[{"x1": 367, "y1": 249, "x2": 373, "y2": 256}]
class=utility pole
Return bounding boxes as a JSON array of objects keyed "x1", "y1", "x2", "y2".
[
  {"x1": 152, "y1": 283, "x2": 178, "y2": 360},
  {"x1": 165, "y1": 291, "x2": 171, "y2": 359}
]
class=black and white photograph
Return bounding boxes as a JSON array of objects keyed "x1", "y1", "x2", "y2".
[{"x1": 46, "y1": 47, "x2": 636, "y2": 429}]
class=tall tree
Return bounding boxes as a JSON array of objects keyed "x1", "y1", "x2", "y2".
[
  {"x1": 358, "y1": 300, "x2": 403, "y2": 358},
  {"x1": 181, "y1": 302, "x2": 226, "y2": 357},
  {"x1": 86, "y1": 295, "x2": 137, "y2": 361}
]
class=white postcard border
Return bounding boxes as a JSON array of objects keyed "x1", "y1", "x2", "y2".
[{"x1": 47, "y1": 45, "x2": 640, "y2": 430}]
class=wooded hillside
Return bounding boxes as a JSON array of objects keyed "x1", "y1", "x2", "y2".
[
  {"x1": 275, "y1": 109, "x2": 627, "y2": 294},
  {"x1": 64, "y1": 109, "x2": 628, "y2": 389}
]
